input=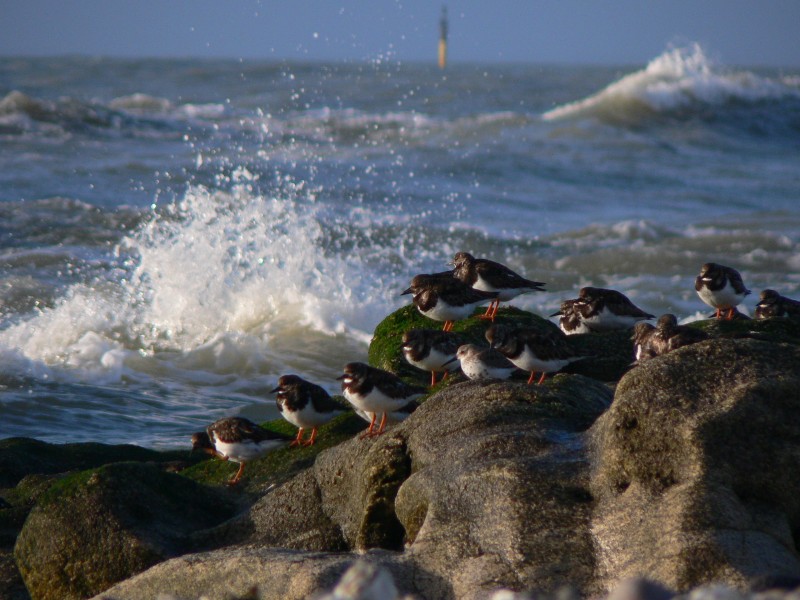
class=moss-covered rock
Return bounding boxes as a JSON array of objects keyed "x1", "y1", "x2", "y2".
[
  {"x1": 180, "y1": 412, "x2": 366, "y2": 494},
  {"x1": 691, "y1": 315, "x2": 800, "y2": 345},
  {"x1": 14, "y1": 461, "x2": 239, "y2": 600},
  {"x1": 369, "y1": 303, "x2": 636, "y2": 385},
  {"x1": 0, "y1": 437, "x2": 188, "y2": 488}
]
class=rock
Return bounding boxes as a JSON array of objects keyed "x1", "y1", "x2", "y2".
[
  {"x1": 14, "y1": 462, "x2": 238, "y2": 600},
  {"x1": 315, "y1": 560, "x2": 407, "y2": 600},
  {"x1": 369, "y1": 304, "x2": 634, "y2": 385},
  {"x1": 590, "y1": 337, "x2": 800, "y2": 593},
  {"x1": 393, "y1": 376, "x2": 610, "y2": 599},
  {"x1": 97, "y1": 373, "x2": 612, "y2": 600},
  {"x1": 0, "y1": 437, "x2": 188, "y2": 488},
  {"x1": 91, "y1": 549, "x2": 412, "y2": 600}
]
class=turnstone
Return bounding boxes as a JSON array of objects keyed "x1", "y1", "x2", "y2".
[
  {"x1": 486, "y1": 323, "x2": 584, "y2": 384},
  {"x1": 754, "y1": 289, "x2": 800, "y2": 319},
  {"x1": 550, "y1": 299, "x2": 592, "y2": 335},
  {"x1": 655, "y1": 314, "x2": 709, "y2": 353},
  {"x1": 450, "y1": 251, "x2": 546, "y2": 320},
  {"x1": 402, "y1": 274, "x2": 497, "y2": 331},
  {"x1": 337, "y1": 362, "x2": 425, "y2": 438},
  {"x1": 572, "y1": 287, "x2": 654, "y2": 331},
  {"x1": 191, "y1": 417, "x2": 291, "y2": 485},
  {"x1": 271, "y1": 374, "x2": 346, "y2": 447},
  {"x1": 631, "y1": 321, "x2": 659, "y2": 363},
  {"x1": 356, "y1": 399, "x2": 419, "y2": 428},
  {"x1": 443, "y1": 343, "x2": 517, "y2": 380},
  {"x1": 402, "y1": 328, "x2": 466, "y2": 386},
  {"x1": 694, "y1": 263, "x2": 751, "y2": 320}
]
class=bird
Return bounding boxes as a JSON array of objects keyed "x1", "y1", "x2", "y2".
[
  {"x1": 450, "y1": 251, "x2": 546, "y2": 320},
  {"x1": 402, "y1": 274, "x2": 497, "y2": 331},
  {"x1": 270, "y1": 374, "x2": 346, "y2": 447},
  {"x1": 754, "y1": 289, "x2": 800, "y2": 319},
  {"x1": 571, "y1": 287, "x2": 654, "y2": 331},
  {"x1": 655, "y1": 314, "x2": 709, "y2": 353},
  {"x1": 355, "y1": 399, "x2": 419, "y2": 428},
  {"x1": 191, "y1": 417, "x2": 292, "y2": 485},
  {"x1": 631, "y1": 321, "x2": 659, "y2": 363},
  {"x1": 337, "y1": 362, "x2": 425, "y2": 438},
  {"x1": 550, "y1": 299, "x2": 592, "y2": 335},
  {"x1": 402, "y1": 328, "x2": 466, "y2": 386},
  {"x1": 442, "y1": 343, "x2": 517, "y2": 380},
  {"x1": 694, "y1": 263, "x2": 751, "y2": 320},
  {"x1": 486, "y1": 323, "x2": 585, "y2": 384}
]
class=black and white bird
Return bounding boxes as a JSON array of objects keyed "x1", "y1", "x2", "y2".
[
  {"x1": 694, "y1": 263, "x2": 751, "y2": 320},
  {"x1": 631, "y1": 321, "x2": 659, "y2": 363},
  {"x1": 443, "y1": 343, "x2": 518, "y2": 381},
  {"x1": 655, "y1": 314, "x2": 709, "y2": 353},
  {"x1": 355, "y1": 399, "x2": 419, "y2": 428},
  {"x1": 486, "y1": 324, "x2": 585, "y2": 385},
  {"x1": 754, "y1": 289, "x2": 800, "y2": 319},
  {"x1": 402, "y1": 328, "x2": 465, "y2": 386},
  {"x1": 271, "y1": 374, "x2": 346, "y2": 447},
  {"x1": 338, "y1": 362, "x2": 425, "y2": 438},
  {"x1": 402, "y1": 274, "x2": 497, "y2": 331},
  {"x1": 550, "y1": 299, "x2": 592, "y2": 335},
  {"x1": 450, "y1": 251, "x2": 546, "y2": 320},
  {"x1": 571, "y1": 287, "x2": 654, "y2": 331},
  {"x1": 191, "y1": 417, "x2": 292, "y2": 485}
]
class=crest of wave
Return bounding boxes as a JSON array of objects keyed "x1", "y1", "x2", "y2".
[
  {"x1": 542, "y1": 43, "x2": 794, "y2": 123},
  {"x1": 122, "y1": 171, "x2": 400, "y2": 351}
]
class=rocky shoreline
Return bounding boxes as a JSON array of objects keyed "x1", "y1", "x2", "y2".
[{"x1": 2, "y1": 306, "x2": 800, "y2": 600}]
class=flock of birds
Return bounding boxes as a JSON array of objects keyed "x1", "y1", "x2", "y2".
[{"x1": 191, "y1": 253, "x2": 800, "y2": 485}]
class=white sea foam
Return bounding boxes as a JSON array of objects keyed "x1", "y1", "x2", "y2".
[{"x1": 0, "y1": 173, "x2": 408, "y2": 384}]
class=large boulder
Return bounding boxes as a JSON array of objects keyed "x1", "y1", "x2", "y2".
[
  {"x1": 14, "y1": 462, "x2": 238, "y2": 600},
  {"x1": 590, "y1": 337, "x2": 800, "y2": 593},
  {"x1": 95, "y1": 374, "x2": 613, "y2": 600}
]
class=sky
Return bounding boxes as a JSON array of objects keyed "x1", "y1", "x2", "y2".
[{"x1": 1, "y1": 0, "x2": 799, "y2": 68}]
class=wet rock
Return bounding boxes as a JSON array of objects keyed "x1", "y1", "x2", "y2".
[
  {"x1": 590, "y1": 337, "x2": 800, "y2": 593},
  {"x1": 14, "y1": 462, "x2": 238, "y2": 600}
]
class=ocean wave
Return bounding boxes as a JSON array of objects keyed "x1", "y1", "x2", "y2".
[
  {"x1": 542, "y1": 44, "x2": 800, "y2": 129},
  {"x1": 0, "y1": 90, "x2": 198, "y2": 139}
]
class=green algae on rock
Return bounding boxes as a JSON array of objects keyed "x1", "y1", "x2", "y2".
[{"x1": 14, "y1": 462, "x2": 239, "y2": 600}]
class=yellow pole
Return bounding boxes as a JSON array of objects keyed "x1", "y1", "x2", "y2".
[{"x1": 438, "y1": 5, "x2": 448, "y2": 69}]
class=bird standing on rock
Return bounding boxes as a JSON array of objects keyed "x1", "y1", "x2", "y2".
[
  {"x1": 450, "y1": 251, "x2": 546, "y2": 320},
  {"x1": 695, "y1": 263, "x2": 751, "y2": 320},
  {"x1": 338, "y1": 362, "x2": 425, "y2": 438},
  {"x1": 191, "y1": 417, "x2": 292, "y2": 485},
  {"x1": 402, "y1": 328, "x2": 465, "y2": 386},
  {"x1": 571, "y1": 287, "x2": 654, "y2": 331},
  {"x1": 443, "y1": 343, "x2": 518, "y2": 381},
  {"x1": 271, "y1": 374, "x2": 346, "y2": 447},
  {"x1": 550, "y1": 299, "x2": 592, "y2": 335},
  {"x1": 402, "y1": 274, "x2": 497, "y2": 331},
  {"x1": 486, "y1": 323, "x2": 585, "y2": 385},
  {"x1": 754, "y1": 289, "x2": 800, "y2": 319}
]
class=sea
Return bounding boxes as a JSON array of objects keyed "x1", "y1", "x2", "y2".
[{"x1": 1, "y1": 44, "x2": 798, "y2": 448}]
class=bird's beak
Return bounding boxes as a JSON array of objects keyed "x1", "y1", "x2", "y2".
[
  {"x1": 442, "y1": 356, "x2": 459, "y2": 367},
  {"x1": 401, "y1": 286, "x2": 413, "y2": 296},
  {"x1": 336, "y1": 374, "x2": 347, "y2": 380},
  {"x1": 548, "y1": 310, "x2": 562, "y2": 317},
  {"x1": 269, "y1": 386, "x2": 280, "y2": 394}
]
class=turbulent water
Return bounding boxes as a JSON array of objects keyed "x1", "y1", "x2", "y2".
[{"x1": 1, "y1": 45, "x2": 798, "y2": 447}]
